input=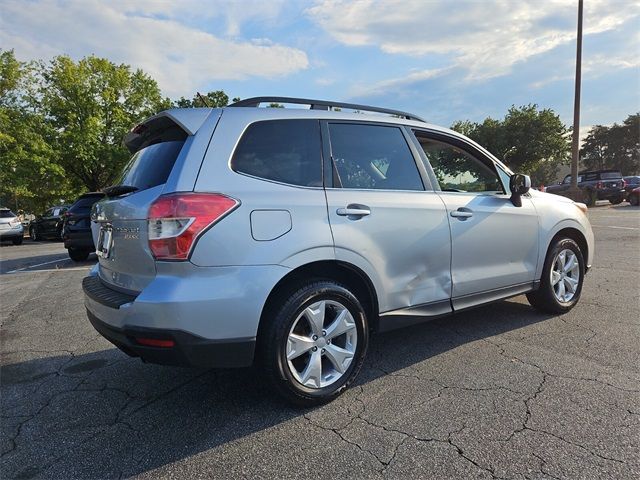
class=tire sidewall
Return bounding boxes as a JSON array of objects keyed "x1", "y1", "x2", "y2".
[
  {"x1": 542, "y1": 238, "x2": 585, "y2": 311},
  {"x1": 272, "y1": 282, "x2": 369, "y2": 403}
]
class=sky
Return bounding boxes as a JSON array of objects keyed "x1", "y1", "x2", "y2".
[{"x1": 1, "y1": 0, "x2": 639, "y2": 132}]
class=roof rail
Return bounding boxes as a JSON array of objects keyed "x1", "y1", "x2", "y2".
[{"x1": 228, "y1": 96, "x2": 425, "y2": 122}]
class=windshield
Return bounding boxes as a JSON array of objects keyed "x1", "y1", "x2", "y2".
[
  {"x1": 116, "y1": 140, "x2": 185, "y2": 192},
  {"x1": 0, "y1": 210, "x2": 16, "y2": 218}
]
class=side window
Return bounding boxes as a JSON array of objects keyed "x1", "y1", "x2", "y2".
[
  {"x1": 583, "y1": 172, "x2": 598, "y2": 181},
  {"x1": 44, "y1": 208, "x2": 54, "y2": 217},
  {"x1": 328, "y1": 123, "x2": 423, "y2": 191},
  {"x1": 497, "y1": 167, "x2": 511, "y2": 192},
  {"x1": 414, "y1": 134, "x2": 503, "y2": 193},
  {"x1": 231, "y1": 120, "x2": 322, "y2": 187}
]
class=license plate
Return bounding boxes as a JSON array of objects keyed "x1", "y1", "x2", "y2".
[{"x1": 96, "y1": 224, "x2": 113, "y2": 259}]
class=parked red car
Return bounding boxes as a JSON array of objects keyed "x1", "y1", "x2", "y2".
[{"x1": 628, "y1": 186, "x2": 640, "y2": 206}]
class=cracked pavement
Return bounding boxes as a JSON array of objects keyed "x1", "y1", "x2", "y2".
[{"x1": 1, "y1": 204, "x2": 639, "y2": 479}]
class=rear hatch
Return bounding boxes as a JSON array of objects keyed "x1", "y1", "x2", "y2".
[
  {"x1": 94, "y1": 113, "x2": 202, "y2": 293},
  {"x1": 0, "y1": 209, "x2": 18, "y2": 230},
  {"x1": 600, "y1": 171, "x2": 623, "y2": 189}
]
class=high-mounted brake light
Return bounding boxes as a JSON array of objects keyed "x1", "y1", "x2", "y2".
[{"x1": 148, "y1": 193, "x2": 239, "y2": 260}]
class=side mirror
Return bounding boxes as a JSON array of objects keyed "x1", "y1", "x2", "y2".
[{"x1": 509, "y1": 173, "x2": 531, "y2": 207}]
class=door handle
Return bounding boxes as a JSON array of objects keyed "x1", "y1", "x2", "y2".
[
  {"x1": 336, "y1": 205, "x2": 371, "y2": 217},
  {"x1": 450, "y1": 208, "x2": 473, "y2": 219}
]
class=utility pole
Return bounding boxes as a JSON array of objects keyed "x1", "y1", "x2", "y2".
[{"x1": 569, "y1": 0, "x2": 583, "y2": 200}]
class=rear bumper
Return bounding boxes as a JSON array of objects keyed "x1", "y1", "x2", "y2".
[
  {"x1": 63, "y1": 229, "x2": 94, "y2": 249},
  {"x1": 83, "y1": 263, "x2": 290, "y2": 368},
  {"x1": 0, "y1": 226, "x2": 24, "y2": 239},
  {"x1": 596, "y1": 188, "x2": 625, "y2": 200},
  {"x1": 87, "y1": 310, "x2": 255, "y2": 368}
]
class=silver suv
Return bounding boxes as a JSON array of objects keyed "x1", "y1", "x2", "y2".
[{"x1": 83, "y1": 97, "x2": 594, "y2": 405}]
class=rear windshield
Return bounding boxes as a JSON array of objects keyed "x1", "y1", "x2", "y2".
[
  {"x1": 0, "y1": 210, "x2": 16, "y2": 218},
  {"x1": 600, "y1": 171, "x2": 622, "y2": 180},
  {"x1": 68, "y1": 195, "x2": 104, "y2": 213},
  {"x1": 116, "y1": 140, "x2": 185, "y2": 191}
]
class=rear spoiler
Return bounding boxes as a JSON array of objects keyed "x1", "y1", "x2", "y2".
[{"x1": 124, "y1": 108, "x2": 218, "y2": 153}]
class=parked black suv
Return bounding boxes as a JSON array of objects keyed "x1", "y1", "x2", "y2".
[
  {"x1": 546, "y1": 170, "x2": 626, "y2": 206},
  {"x1": 63, "y1": 192, "x2": 104, "y2": 261},
  {"x1": 29, "y1": 205, "x2": 70, "y2": 241}
]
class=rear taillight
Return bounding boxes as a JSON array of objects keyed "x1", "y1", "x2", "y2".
[
  {"x1": 148, "y1": 193, "x2": 239, "y2": 261},
  {"x1": 622, "y1": 179, "x2": 627, "y2": 188},
  {"x1": 595, "y1": 181, "x2": 603, "y2": 189}
]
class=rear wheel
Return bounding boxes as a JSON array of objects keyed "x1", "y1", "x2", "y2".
[
  {"x1": 582, "y1": 190, "x2": 596, "y2": 207},
  {"x1": 68, "y1": 248, "x2": 90, "y2": 262},
  {"x1": 527, "y1": 238, "x2": 585, "y2": 314},
  {"x1": 260, "y1": 280, "x2": 369, "y2": 406},
  {"x1": 12, "y1": 236, "x2": 23, "y2": 245},
  {"x1": 630, "y1": 194, "x2": 639, "y2": 206},
  {"x1": 610, "y1": 196, "x2": 624, "y2": 205}
]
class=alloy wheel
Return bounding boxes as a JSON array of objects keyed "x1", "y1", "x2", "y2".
[
  {"x1": 286, "y1": 300, "x2": 358, "y2": 389},
  {"x1": 551, "y1": 248, "x2": 580, "y2": 303}
]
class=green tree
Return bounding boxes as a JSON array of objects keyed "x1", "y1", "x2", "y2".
[
  {"x1": 40, "y1": 55, "x2": 170, "y2": 192},
  {"x1": 173, "y1": 90, "x2": 238, "y2": 108},
  {"x1": 452, "y1": 105, "x2": 570, "y2": 185},
  {"x1": 581, "y1": 114, "x2": 639, "y2": 174},
  {"x1": 0, "y1": 50, "x2": 68, "y2": 213}
]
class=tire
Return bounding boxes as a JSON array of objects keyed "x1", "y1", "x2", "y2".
[
  {"x1": 610, "y1": 196, "x2": 624, "y2": 205},
  {"x1": 30, "y1": 226, "x2": 38, "y2": 241},
  {"x1": 68, "y1": 248, "x2": 90, "y2": 262},
  {"x1": 259, "y1": 280, "x2": 369, "y2": 407},
  {"x1": 12, "y1": 236, "x2": 23, "y2": 245},
  {"x1": 527, "y1": 237, "x2": 585, "y2": 314},
  {"x1": 630, "y1": 194, "x2": 639, "y2": 206},
  {"x1": 582, "y1": 190, "x2": 596, "y2": 207}
]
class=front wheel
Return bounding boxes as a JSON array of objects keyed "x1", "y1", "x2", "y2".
[
  {"x1": 259, "y1": 281, "x2": 369, "y2": 406},
  {"x1": 12, "y1": 236, "x2": 23, "y2": 245},
  {"x1": 630, "y1": 194, "x2": 639, "y2": 206},
  {"x1": 527, "y1": 238, "x2": 585, "y2": 314}
]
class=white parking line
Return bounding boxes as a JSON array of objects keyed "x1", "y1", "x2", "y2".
[
  {"x1": 8, "y1": 266, "x2": 93, "y2": 274},
  {"x1": 591, "y1": 225, "x2": 640, "y2": 231},
  {"x1": 6, "y1": 256, "x2": 72, "y2": 274}
]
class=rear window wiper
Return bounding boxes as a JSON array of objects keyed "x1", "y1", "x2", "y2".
[{"x1": 103, "y1": 185, "x2": 139, "y2": 197}]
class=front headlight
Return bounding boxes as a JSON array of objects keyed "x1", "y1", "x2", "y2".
[{"x1": 9, "y1": 220, "x2": 22, "y2": 228}]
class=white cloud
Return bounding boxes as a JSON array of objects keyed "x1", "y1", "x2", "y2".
[
  {"x1": 0, "y1": 0, "x2": 308, "y2": 97},
  {"x1": 349, "y1": 67, "x2": 452, "y2": 97},
  {"x1": 307, "y1": 0, "x2": 639, "y2": 81}
]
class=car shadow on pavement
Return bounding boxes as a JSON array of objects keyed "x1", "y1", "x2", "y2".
[{"x1": 0, "y1": 300, "x2": 554, "y2": 479}]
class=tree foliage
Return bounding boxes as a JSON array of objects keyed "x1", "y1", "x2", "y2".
[
  {"x1": 451, "y1": 105, "x2": 571, "y2": 185},
  {"x1": 173, "y1": 90, "x2": 239, "y2": 108},
  {"x1": 0, "y1": 50, "x2": 68, "y2": 212},
  {"x1": 40, "y1": 55, "x2": 171, "y2": 192},
  {"x1": 580, "y1": 114, "x2": 639, "y2": 174}
]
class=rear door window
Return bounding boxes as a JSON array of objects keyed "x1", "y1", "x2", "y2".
[
  {"x1": 231, "y1": 120, "x2": 322, "y2": 187},
  {"x1": 328, "y1": 123, "x2": 424, "y2": 191}
]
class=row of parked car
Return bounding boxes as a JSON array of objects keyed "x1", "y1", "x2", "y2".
[
  {"x1": 546, "y1": 170, "x2": 640, "y2": 206},
  {"x1": 0, "y1": 192, "x2": 104, "y2": 260},
  {"x1": 1, "y1": 172, "x2": 638, "y2": 260}
]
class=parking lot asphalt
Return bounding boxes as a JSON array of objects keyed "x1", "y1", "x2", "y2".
[{"x1": 1, "y1": 203, "x2": 639, "y2": 479}]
